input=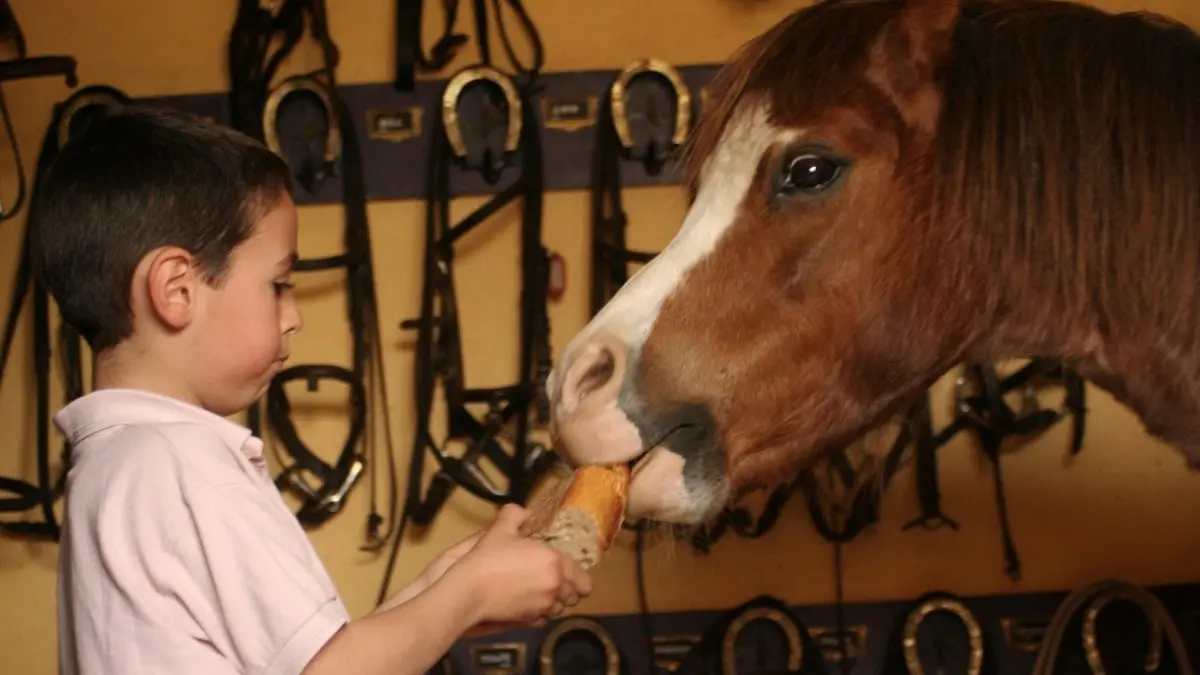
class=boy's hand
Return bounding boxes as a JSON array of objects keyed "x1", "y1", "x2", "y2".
[{"x1": 445, "y1": 504, "x2": 593, "y2": 627}]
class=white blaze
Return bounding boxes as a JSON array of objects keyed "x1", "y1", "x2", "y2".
[{"x1": 547, "y1": 100, "x2": 798, "y2": 402}]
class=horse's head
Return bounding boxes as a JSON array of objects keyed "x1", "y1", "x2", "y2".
[{"x1": 548, "y1": 0, "x2": 978, "y2": 525}]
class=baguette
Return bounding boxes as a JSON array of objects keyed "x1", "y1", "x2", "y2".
[{"x1": 520, "y1": 464, "x2": 630, "y2": 569}]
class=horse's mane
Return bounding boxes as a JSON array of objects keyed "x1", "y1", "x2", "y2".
[{"x1": 685, "y1": 0, "x2": 1200, "y2": 364}]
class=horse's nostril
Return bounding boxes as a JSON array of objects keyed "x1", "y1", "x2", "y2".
[
  {"x1": 559, "y1": 339, "x2": 627, "y2": 414},
  {"x1": 576, "y1": 348, "x2": 615, "y2": 403}
]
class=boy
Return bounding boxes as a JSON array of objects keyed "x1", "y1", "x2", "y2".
[{"x1": 30, "y1": 106, "x2": 592, "y2": 675}]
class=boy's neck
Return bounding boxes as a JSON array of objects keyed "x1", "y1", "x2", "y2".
[{"x1": 93, "y1": 341, "x2": 201, "y2": 409}]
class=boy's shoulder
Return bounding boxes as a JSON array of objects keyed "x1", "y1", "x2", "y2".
[{"x1": 58, "y1": 388, "x2": 258, "y2": 492}]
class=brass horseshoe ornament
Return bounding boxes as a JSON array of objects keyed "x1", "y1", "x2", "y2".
[
  {"x1": 441, "y1": 65, "x2": 522, "y2": 160},
  {"x1": 721, "y1": 605, "x2": 805, "y2": 674},
  {"x1": 902, "y1": 596, "x2": 985, "y2": 675},
  {"x1": 538, "y1": 616, "x2": 621, "y2": 675},
  {"x1": 1029, "y1": 579, "x2": 1196, "y2": 675},
  {"x1": 262, "y1": 74, "x2": 342, "y2": 187},
  {"x1": 56, "y1": 86, "x2": 130, "y2": 149},
  {"x1": 609, "y1": 57, "x2": 692, "y2": 152},
  {"x1": 1081, "y1": 588, "x2": 1164, "y2": 674}
]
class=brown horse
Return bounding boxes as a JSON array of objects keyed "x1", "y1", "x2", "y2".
[{"x1": 546, "y1": 0, "x2": 1200, "y2": 526}]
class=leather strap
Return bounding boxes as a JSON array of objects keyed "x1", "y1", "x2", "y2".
[
  {"x1": 0, "y1": 85, "x2": 112, "y2": 540},
  {"x1": 393, "y1": 0, "x2": 467, "y2": 92}
]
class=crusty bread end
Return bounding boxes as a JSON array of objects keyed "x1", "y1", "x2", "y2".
[{"x1": 520, "y1": 464, "x2": 630, "y2": 569}]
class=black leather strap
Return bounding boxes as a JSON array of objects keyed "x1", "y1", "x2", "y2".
[
  {"x1": 0, "y1": 85, "x2": 111, "y2": 541},
  {"x1": 267, "y1": 364, "x2": 366, "y2": 526},
  {"x1": 393, "y1": 0, "x2": 467, "y2": 92}
]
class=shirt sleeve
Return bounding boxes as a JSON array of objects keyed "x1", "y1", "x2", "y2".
[
  {"x1": 73, "y1": 425, "x2": 349, "y2": 675},
  {"x1": 184, "y1": 474, "x2": 351, "y2": 675}
]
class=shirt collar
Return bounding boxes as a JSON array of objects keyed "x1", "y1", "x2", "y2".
[{"x1": 54, "y1": 388, "x2": 266, "y2": 471}]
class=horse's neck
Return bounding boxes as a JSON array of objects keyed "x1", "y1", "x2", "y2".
[{"x1": 974, "y1": 306, "x2": 1200, "y2": 468}]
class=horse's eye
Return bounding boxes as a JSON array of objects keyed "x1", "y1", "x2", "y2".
[{"x1": 778, "y1": 153, "x2": 843, "y2": 195}]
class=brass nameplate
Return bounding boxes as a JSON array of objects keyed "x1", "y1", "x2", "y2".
[
  {"x1": 470, "y1": 642, "x2": 526, "y2": 675},
  {"x1": 1001, "y1": 616, "x2": 1052, "y2": 651},
  {"x1": 541, "y1": 95, "x2": 596, "y2": 132},
  {"x1": 366, "y1": 106, "x2": 423, "y2": 142},
  {"x1": 652, "y1": 635, "x2": 700, "y2": 672},
  {"x1": 811, "y1": 625, "x2": 868, "y2": 663}
]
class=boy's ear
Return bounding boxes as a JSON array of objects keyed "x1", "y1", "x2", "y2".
[{"x1": 143, "y1": 246, "x2": 200, "y2": 331}]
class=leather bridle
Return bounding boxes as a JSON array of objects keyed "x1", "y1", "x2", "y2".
[
  {"x1": 588, "y1": 58, "x2": 691, "y2": 317},
  {"x1": 227, "y1": 0, "x2": 397, "y2": 546},
  {"x1": 377, "y1": 0, "x2": 553, "y2": 605},
  {"x1": 0, "y1": 84, "x2": 124, "y2": 543}
]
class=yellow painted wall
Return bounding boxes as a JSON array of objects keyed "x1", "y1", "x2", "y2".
[{"x1": 1, "y1": 0, "x2": 1199, "y2": 672}]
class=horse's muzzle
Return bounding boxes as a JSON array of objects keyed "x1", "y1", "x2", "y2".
[
  {"x1": 550, "y1": 333, "x2": 727, "y2": 523},
  {"x1": 551, "y1": 333, "x2": 646, "y2": 467}
]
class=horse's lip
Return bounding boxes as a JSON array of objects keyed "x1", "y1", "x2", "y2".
[
  {"x1": 628, "y1": 449, "x2": 654, "y2": 474},
  {"x1": 627, "y1": 422, "x2": 696, "y2": 473}
]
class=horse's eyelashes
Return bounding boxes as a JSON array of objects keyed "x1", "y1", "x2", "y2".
[{"x1": 777, "y1": 152, "x2": 844, "y2": 197}]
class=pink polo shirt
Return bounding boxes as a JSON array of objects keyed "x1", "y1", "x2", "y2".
[{"x1": 54, "y1": 388, "x2": 350, "y2": 675}]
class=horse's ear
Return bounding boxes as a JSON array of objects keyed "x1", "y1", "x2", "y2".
[{"x1": 867, "y1": 0, "x2": 960, "y2": 136}]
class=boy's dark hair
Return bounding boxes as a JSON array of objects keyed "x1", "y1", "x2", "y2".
[{"x1": 29, "y1": 105, "x2": 294, "y2": 353}]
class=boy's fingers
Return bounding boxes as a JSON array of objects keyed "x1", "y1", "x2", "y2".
[{"x1": 559, "y1": 555, "x2": 594, "y2": 597}]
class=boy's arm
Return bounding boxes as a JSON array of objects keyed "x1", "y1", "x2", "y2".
[
  {"x1": 304, "y1": 574, "x2": 481, "y2": 675},
  {"x1": 371, "y1": 574, "x2": 430, "y2": 614},
  {"x1": 372, "y1": 532, "x2": 482, "y2": 614}
]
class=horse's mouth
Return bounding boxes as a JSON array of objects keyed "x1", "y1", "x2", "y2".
[{"x1": 627, "y1": 422, "x2": 698, "y2": 475}]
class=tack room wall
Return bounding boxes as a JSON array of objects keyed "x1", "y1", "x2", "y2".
[{"x1": 1, "y1": 0, "x2": 1199, "y2": 672}]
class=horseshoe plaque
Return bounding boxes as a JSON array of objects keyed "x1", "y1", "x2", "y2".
[
  {"x1": 721, "y1": 605, "x2": 805, "y2": 674},
  {"x1": 441, "y1": 65, "x2": 522, "y2": 182},
  {"x1": 539, "y1": 617, "x2": 621, "y2": 675},
  {"x1": 56, "y1": 85, "x2": 130, "y2": 149},
  {"x1": 901, "y1": 594, "x2": 985, "y2": 675},
  {"x1": 609, "y1": 58, "x2": 692, "y2": 153},
  {"x1": 262, "y1": 74, "x2": 342, "y2": 194}
]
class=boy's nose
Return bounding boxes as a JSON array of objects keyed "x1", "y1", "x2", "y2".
[{"x1": 284, "y1": 300, "x2": 304, "y2": 335}]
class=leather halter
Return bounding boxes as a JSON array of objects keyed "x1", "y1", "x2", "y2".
[
  {"x1": 0, "y1": 84, "x2": 121, "y2": 542},
  {"x1": 228, "y1": 0, "x2": 396, "y2": 545},
  {"x1": 905, "y1": 359, "x2": 1087, "y2": 580}
]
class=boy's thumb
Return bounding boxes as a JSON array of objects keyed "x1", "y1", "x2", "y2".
[{"x1": 490, "y1": 503, "x2": 528, "y2": 535}]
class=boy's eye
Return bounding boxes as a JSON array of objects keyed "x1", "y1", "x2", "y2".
[{"x1": 274, "y1": 281, "x2": 294, "y2": 294}]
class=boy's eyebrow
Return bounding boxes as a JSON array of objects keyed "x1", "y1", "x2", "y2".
[{"x1": 278, "y1": 252, "x2": 298, "y2": 270}]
